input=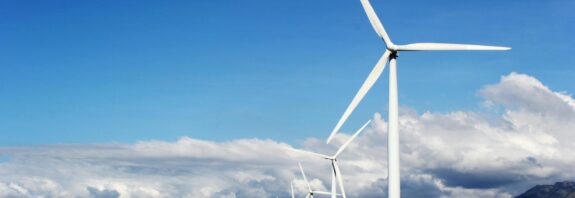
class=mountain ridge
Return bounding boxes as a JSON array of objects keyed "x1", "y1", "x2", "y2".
[{"x1": 516, "y1": 181, "x2": 575, "y2": 198}]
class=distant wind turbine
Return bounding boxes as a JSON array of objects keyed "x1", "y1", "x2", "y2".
[
  {"x1": 325, "y1": 0, "x2": 511, "y2": 197},
  {"x1": 294, "y1": 120, "x2": 371, "y2": 198},
  {"x1": 298, "y1": 162, "x2": 341, "y2": 198}
]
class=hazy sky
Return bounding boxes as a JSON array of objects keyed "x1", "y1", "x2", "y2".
[{"x1": 0, "y1": 0, "x2": 573, "y2": 146}]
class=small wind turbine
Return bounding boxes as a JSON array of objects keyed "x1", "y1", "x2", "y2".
[
  {"x1": 325, "y1": 0, "x2": 511, "y2": 198},
  {"x1": 298, "y1": 162, "x2": 340, "y2": 198},
  {"x1": 294, "y1": 120, "x2": 371, "y2": 198}
]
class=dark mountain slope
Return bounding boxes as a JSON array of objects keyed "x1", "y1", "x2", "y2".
[{"x1": 516, "y1": 181, "x2": 575, "y2": 198}]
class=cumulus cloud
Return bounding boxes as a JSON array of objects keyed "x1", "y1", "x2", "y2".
[{"x1": 0, "y1": 72, "x2": 574, "y2": 197}]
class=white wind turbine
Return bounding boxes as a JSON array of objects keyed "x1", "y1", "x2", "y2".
[
  {"x1": 294, "y1": 120, "x2": 371, "y2": 198},
  {"x1": 298, "y1": 162, "x2": 340, "y2": 198},
  {"x1": 325, "y1": 0, "x2": 511, "y2": 198}
]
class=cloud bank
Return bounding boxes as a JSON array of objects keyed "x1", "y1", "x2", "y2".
[{"x1": 1, "y1": 72, "x2": 574, "y2": 198}]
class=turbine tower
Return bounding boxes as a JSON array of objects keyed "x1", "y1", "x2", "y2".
[
  {"x1": 293, "y1": 120, "x2": 371, "y2": 198},
  {"x1": 325, "y1": 0, "x2": 511, "y2": 197},
  {"x1": 291, "y1": 181, "x2": 295, "y2": 198}
]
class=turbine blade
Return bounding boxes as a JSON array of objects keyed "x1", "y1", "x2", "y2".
[
  {"x1": 291, "y1": 148, "x2": 332, "y2": 160},
  {"x1": 299, "y1": 162, "x2": 312, "y2": 192},
  {"x1": 313, "y1": 191, "x2": 333, "y2": 195},
  {"x1": 360, "y1": 0, "x2": 393, "y2": 46},
  {"x1": 327, "y1": 50, "x2": 391, "y2": 144},
  {"x1": 333, "y1": 161, "x2": 347, "y2": 198},
  {"x1": 313, "y1": 191, "x2": 342, "y2": 196},
  {"x1": 333, "y1": 120, "x2": 371, "y2": 158},
  {"x1": 396, "y1": 43, "x2": 511, "y2": 51}
]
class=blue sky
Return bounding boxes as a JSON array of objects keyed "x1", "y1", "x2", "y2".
[{"x1": 0, "y1": 0, "x2": 573, "y2": 146}]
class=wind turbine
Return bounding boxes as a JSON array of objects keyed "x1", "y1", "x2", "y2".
[
  {"x1": 324, "y1": 0, "x2": 511, "y2": 198},
  {"x1": 298, "y1": 162, "x2": 340, "y2": 198},
  {"x1": 294, "y1": 120, "x2": 371, "y2": 198}
]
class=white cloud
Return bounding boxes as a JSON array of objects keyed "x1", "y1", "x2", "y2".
[{"x1": 0, "y1": 72, "x2": 574, "y2": 197}]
